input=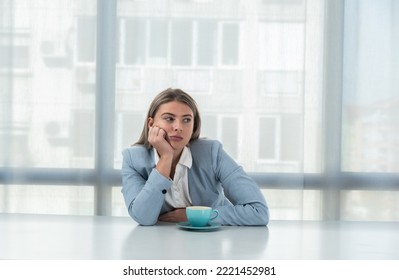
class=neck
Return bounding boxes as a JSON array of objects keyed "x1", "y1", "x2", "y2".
[{"x1": 172, "y1": 148, "x2": 184, "y2": 167}]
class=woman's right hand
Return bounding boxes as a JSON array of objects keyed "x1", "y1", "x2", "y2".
[
  {"x1": 148, "y1": 126, "x2": 174, "y2": 178},
  {"x1": 148, "y1": 126, "x2": 174, "y2": 156}
]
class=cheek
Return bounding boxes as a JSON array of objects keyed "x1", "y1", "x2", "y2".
[
  {"x1": 153, "y1": 119, "x2": 169, "y2": 130},
  {"x1": 186, "y1": 125, "x2": 194, "y2": 136}
]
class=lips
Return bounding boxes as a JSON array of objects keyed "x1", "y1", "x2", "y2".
[{"x1": 169, "y1": 135, "x2": 183, "y2": 141}]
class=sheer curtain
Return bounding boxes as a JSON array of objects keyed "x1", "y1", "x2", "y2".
[
  {"x1": 340, "y1": 0, "x2": 399, "y2": 220},
  {"x1": 1, "y1": 0, "x2": 398, "y2": 221}
]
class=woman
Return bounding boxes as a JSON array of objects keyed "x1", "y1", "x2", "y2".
[{"x1": 121, "y1": 88, "x2": 269, "y2": 226}]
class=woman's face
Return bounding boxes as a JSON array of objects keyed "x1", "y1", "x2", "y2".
[{"x1": 149, "y1": 101, "x2": 194, "y2": 152}]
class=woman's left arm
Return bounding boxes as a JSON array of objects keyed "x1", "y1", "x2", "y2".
[{"x1": 212, "y1": 142, "x2": 269, "y2": 226}]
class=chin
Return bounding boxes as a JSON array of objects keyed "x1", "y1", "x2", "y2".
[{"x1": 172, "y1": 143, "x2": 188, "y2": 151}]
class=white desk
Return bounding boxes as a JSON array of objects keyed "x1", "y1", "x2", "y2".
[{"x1": 1, "y1": 214, "x2": 398, "y2": 260}]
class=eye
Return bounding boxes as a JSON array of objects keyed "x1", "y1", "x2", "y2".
[
  {"x1": 183, "y1": 118, "x2": 192, "y2": 123},
  {"x1": 164, "y1": 116, "x2": 174, "y2": 122}
]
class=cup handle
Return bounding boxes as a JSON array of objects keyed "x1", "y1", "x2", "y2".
[{"x1": 209, "y1": 209, "x2": 219, "y2": 221}]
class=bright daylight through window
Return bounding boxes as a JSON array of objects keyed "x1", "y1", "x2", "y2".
[{"x1": 0, "y1": 0, "x2": 398, "y2": 221}]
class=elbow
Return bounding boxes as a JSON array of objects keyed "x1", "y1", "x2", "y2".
[
  {"x1": 260, "y1": 212, "x2": 269, "y2": 226},
  {"x1": 255, "y1": 204, "x2": 270, "y2": 226},
  {"x1": 137, "y1": 220, "x2": 157, "y2": 226},
  {"x1": 263, "y1": 205, "x2": 270, "y2": 225},
  {"x1": 240, "y1": 202, "x2": 269, "y2": 226},
  {"x1": 130, "y1": 212, "x2": 157, "y2": 226},
  {"x1": 128, "y1": 205, "x2": 158, "y2": 226}
]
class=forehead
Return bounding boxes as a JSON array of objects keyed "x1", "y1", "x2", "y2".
[{"x1": 156, "y1": 101, "x2": 194, "y2": 116}]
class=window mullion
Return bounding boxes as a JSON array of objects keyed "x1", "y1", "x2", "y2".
[
  {"x1": 322, "y1": 0, "x2": 345, "y2": 220},
  {"x1": 94, "y1": 0, "x2": 117, "y2": 216}
]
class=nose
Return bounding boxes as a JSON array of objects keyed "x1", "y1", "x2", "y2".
[{"x1": 173, "y1": 120, "x2": 183, "y2": 132}]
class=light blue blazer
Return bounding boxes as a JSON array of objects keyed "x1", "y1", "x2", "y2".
[{"x1": 121, "y1": 139, "x2": 269, "y2": 226}]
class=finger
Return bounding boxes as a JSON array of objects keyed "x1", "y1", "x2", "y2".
[
  {"x1": 158, "y1": 213, "x2": 173, "y2": 222},
  {"x1": 158, "y1": 128, "x2": 166, "y2": 138},
  {"x1": 149, "y1": 126, "x2": 160, "y2": 136}
]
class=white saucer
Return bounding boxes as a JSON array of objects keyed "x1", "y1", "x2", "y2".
[{"x1": 176, "y1": 221, "x2": 221, "y2": 231}]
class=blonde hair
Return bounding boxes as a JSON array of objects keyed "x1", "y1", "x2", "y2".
[{"x1": 135, "y1": 88, "x2": 201, "y2": 148}]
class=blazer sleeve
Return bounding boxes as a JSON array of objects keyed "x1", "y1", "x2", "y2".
[
  {"x1": 211, "y1": 141, "x2": 269, "y2": 226},
  {"x1": 121, "y1": 147, "x2": 172, "y2": 225}
]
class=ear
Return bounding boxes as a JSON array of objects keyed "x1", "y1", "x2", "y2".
[{"x1": 148, "y1": 117, "x2": 154, "y2": 128}]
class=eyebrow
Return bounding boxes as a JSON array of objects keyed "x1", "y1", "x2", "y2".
[{"x1": 161, "y1": 112, "x2": 193, "y2": 118}]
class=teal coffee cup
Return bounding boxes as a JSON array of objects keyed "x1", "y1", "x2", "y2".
[{"x1": 186, "y1": 206, "x2": 219, "y2": 227}]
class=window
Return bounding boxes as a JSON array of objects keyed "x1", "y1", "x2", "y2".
[
  {"x1": 201, "y1": 114, "x2": 240, "y2": 160},
  {"x1": 114, "y1": 112, "x2": 144, "y2": 162},
  {"x1": 174, "y1": 69, "x2": 211, "y2": 93},
  {"x1": 124, "y1": 19, "x2": 146, "y2": 65},
  {"x1": 221, "y1": 117, "x2": 239, "y2": 159},
  {"x1": 171, "y1": 21, "x2": 193, "y2": 66},
  {"x1": 0, "y1": 185, "x2": 94, "y2": 215},
  {"x1": 258, "y1": 115, "x2": 302, "y2": 170},
  {"x1": 0, "y1": 32, "x2": 30, "y2": 70},
  {"x1": 1, "y1": 0, "x2": 398, "y2": 222},
  {"x1": 197, "y1": 20, "x2": 217, "y2": 66},
  {"x1": 72, "y1": 110, "x2": 94, "y2": 159},
  {"x1": 259, "y1": 71, "x2": 303, "y2": 96},
  {"x1": 258, "y1": 22, "x2": 304, "y2": 71},
  {"x1": 149, "y1": 20, "x2": 168, "y2": 64},
  {"x1": 221, "y1": 23, "x2": 239, "y2": 65},
  {"x1": 117, "y1": 18, "x2": 238, "y2": 67},
  {"x1": 259, "y1": 117, "x2": 278, "y2": 160},
  {"x1": 77, "y1": 17, "x2": 96, "y2": 63}
]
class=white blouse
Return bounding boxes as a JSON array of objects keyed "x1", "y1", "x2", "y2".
[{"x1": 153, "y1": 146, "x2": 192, "y2": 210}]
